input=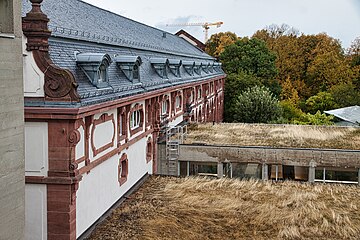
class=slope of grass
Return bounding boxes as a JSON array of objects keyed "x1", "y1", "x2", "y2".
[
  {"x1": 185, "y1": 123, "x2": 360, "y2": 150},
  {"x1": 89, "y1": 176, "x2": 360, "y2": 240}
]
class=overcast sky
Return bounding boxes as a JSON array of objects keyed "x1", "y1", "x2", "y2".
[{"x1": 82, "y1": 0, "x2": 359, "y2": 49}]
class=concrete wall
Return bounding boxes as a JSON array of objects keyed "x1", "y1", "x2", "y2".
[
  {"x1": 0, "y1": 0, "x2": 24, "y2": 239},
  {"x1": 177, "y1": 145, "x2": 360, "y2": 169}
]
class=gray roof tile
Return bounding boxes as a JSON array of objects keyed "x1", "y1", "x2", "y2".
[{"x1": 22, "y1": 0, "x2": 225, "y2": 107}]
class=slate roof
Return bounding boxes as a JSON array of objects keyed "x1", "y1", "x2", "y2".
[
  {"x1": 22, "y1": 0, "x2": 224, "y2": 107},
  {"x1": 324, "y1": 106, "x2": 360, "y2": 125}
]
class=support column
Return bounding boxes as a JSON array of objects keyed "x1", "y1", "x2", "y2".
[
  {"x1": 47, "y1": 120, "x2": 82, "y2": 240},
  {"x1": 308, "y1": 162, "x2": 316, "y2": 183},
  {"x1": 217, "y1": 162, "x2": 224, "y2": 178},
  {"x1": 262, "y1": 163, "x2": 268, "y2": 181}
]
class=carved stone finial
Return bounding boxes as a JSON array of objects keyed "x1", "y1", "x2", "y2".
[
  {"x1": 29, "y1": 0, "x2": 44, "y2": 14},
  {"x1": 22, "y1": 0, "x2": 80, "y2": 102},
  {"x1": 23, "y1": 0, "x2": 51, "y2": 51}
]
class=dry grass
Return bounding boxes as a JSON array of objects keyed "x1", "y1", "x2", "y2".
[
  {"x1": 185, "y1": 123, "x2": 360, "y2": 150},
  {"x1": 88, "y1": 176, "x2": 360, "y2": 240}
]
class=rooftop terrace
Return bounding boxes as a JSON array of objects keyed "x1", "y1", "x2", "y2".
[{"x1": 184, "y1": 123, "x2": 360, "y2": 150}]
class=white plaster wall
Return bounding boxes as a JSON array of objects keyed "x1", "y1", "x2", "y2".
[
  {"x1": 25, "y1": 122, "x2": 48, "y2": 176},
  {"x1": 178, "y1": 34, "x2": 197, "y2": 46},
  {"x1": 25, "y1": 184, "x2": 47, "y2": 240},
  {"x1": 22, "y1": 35, "x2": 45, "y2": 97},
  {"x1": 169, "y1": 114, "x2": 184, "y2": 128},
  {"x1": 76, "y1": 135, "x2": 153, "y2": 237}
]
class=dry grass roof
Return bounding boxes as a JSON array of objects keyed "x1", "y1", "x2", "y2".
[
  {"x1": 184, "y1": 123, "x2": 360, "y2": 150},
  {"x1": 89, "y1": 176, "x2": 360, "y2": 240}
]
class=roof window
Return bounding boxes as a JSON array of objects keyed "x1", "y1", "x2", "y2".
[
  {"x1": 168, "y1": 59, "x2": 182, "y2": 77},
  {"x1": 208, "y1": 63, "x2": 214, "y2": 73},
  {"x1": 194, "y1": 62, "x2": 202, "y2": 75},
  {"x1": 182, "y1": 61, "x2": 195, "y2": 76},
  {"x1": 115, "y1": 55, "x2": 142, "y2": 82},
  {"x1": 151, "y1": 58, "x2": 169, "y2": 79},
  {"x1": 213, "y1": 62, "x2": 222, "y2": 72},
  {"x1": 201, "y1": 62, "x2": 210, "y2": 74},
  {"x1": 76, "y1": 53, "x2": 112, "y2": 88}
]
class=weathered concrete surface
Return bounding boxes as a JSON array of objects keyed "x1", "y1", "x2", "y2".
[
  {"x1": 0, "y1": 0, "x2": 25, "y2": 239},
  {"x1": 178, "y1": 144, "x2": 360, "y2": 169}
]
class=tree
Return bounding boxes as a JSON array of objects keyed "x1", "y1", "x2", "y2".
[
  {"x1": 220, "y1": 37, "x2": 278, "y2": 80},
  {"x1": 280, "y1": 77, "x2": 300, "y2": 105},
  {"x1": 305, "y1": 92, "x2": 338, "y2": 114},
  {"x1": 234, "y1": 86, "x2": 281, "y2": 123},
  {"x1": 279, "y1": 100, "x2": 303, "y2": 123},
  {"x1": 293, "y1": 111, "x2": 334, "y2": 125},
  {"x1": 205, "y1": 32, "x2": 238, "y2": 59},
  {"x1": 224, "y1": 72, "x2": 261, "y2": 122},
  {"x1": 330, "y1": 83, "x2": 360, "y2": 108},
  {"x1": 348, "y1": 37, "x2": 360, "y2": 90}
]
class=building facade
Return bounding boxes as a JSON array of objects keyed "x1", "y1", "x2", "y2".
[
  {"x1": 176, "y1": 29, "x2": 206, "y2": 51},
  {"x1": 0, "y1": 0, "x2": 25, "y2": 239},
  {"x1": 22, "y1": 0, "x2": 225, "y2": 239}
]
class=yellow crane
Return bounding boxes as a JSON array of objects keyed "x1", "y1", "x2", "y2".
[{"x1": 165, "y1": 21, "x2": 224, "y2": 43}]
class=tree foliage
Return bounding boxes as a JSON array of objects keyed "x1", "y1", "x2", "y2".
[
  {"x1": 223, "y1": 72, "x2": 261, "y2": 122},
  {"x1": 210, "y1": 27, "x2": 358, "y2": 124},
  {"x1": 205, "y1": 32, "x2": 238, "y2": 59},
  {"x1": 293, "y1": 111, "x2": 334, "y2": 126},
  {"x1": 220, "y1": 37, "x2": 278, "y2": 80},
  {"x1": 305, "y1": 92, "x2": 337, "y2": 114},
  {"x1": 234, "y1": 86, "x2": 281, "y2": 123}
]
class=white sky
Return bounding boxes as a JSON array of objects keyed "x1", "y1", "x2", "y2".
[{"x1": 82, "y1": 0, "x2": 360, "y2": 49}]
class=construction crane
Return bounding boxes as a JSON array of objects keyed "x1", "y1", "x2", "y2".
[{"x1": 165, "y1": 21, "x2": 224, "y2": 43}]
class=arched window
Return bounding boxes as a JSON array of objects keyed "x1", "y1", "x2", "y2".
[{"x1": 129, "y1": 104, "x2": 144, "y2": 136}]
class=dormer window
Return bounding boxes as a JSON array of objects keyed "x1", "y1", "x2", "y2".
[
  {"x1": 194, "y1": 62, "x2": 202, "y2": 75},
  {"x1": 115, "y1": 55, "x2": 142, "y2": 82},
  {"x1": 182, "y1": 61, "x2": 195, "y2": 76},
  {"x1": 201, "y1": 62, "x2": 209, "y2": 74},
  {"x1": 209, "y1": 63, "x2": 214, "y2": 73},
  {"x1": 151, "y1": 58, "x2": 169, "y2": 79},
  {"x1": 168, "y1": 59, "x2": 182, "y2": 77},
  {"x1": 213, "y1": 62, "x2": 222, "y2": 72},
  {"x1": 76, "y1": 53, "x2": 112, "y2": 88}
]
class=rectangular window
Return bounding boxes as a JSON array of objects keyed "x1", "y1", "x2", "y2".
[
  {"x1": 162, "y1": 101, "x2": 168, "y2": 115},
  {"x1": 130, "y1": 110, "x2": 141, "y2": 129},
  {"x1": 0, "y1": 0, "x2": 14, "y2": 34},
  {"x1": 176, "y1": 96, "x2": 181, "y2": 109},
  {"x1": 119, "y1": 113, "x2": 126, "y2": 136}
]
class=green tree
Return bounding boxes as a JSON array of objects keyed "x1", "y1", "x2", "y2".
[
  {"x1": 293, "y1": 111, "x2": 334, "y2": 125},
  {"x1": 205, "y1": 32, "x2": 238, "y2": 59},
  {"x1": 279, "y1": 100, "x2": 303, "y2": 123},
  {"x1": 220, "y1": 37, "x2": 278, "y2": 79},
  {"x1": 234, "y1": 86, "x2": 281, "y2": 123},
  {"x1": 330, "y1": 83, "x2": 360, "y2": 108},
  {"x1": 305, "y1": 92, "x2": 338, "y2": 114},
  {"x1": 224, "y1": 72, "x2": 261, "y2": 122}
]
